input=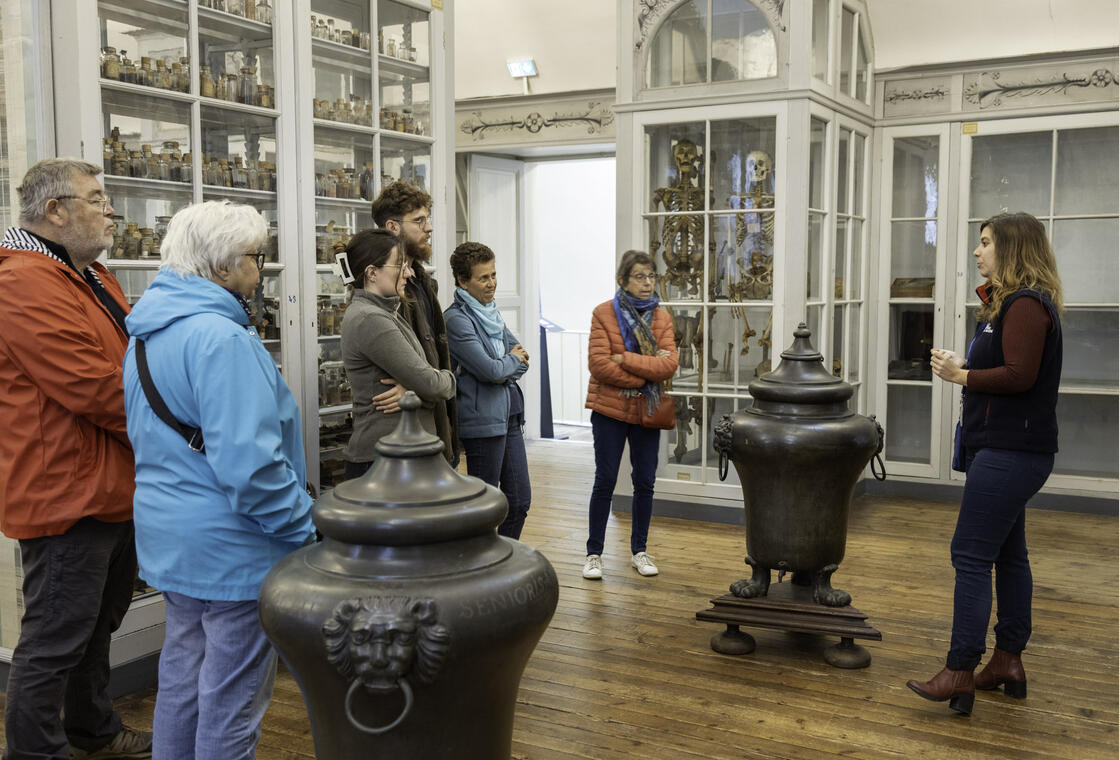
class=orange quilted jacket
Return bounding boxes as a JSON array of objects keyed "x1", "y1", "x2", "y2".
[{"x1": 584, "y1": 300, "x2": 678, "y2": 424}]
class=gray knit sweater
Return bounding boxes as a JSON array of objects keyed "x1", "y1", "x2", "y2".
[{"x1": 341, "y1": 289, "x2": 455, "y2": 464}]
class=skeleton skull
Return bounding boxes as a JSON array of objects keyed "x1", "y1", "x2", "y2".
[
  {"x1": 673, "y1": 139, "x2": 700, "y2": 178},
  {"x1": 745, "y1": 150, "x2": 773, "y2": 186}
]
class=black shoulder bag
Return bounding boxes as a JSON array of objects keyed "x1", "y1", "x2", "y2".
[{"x1": 135, "y1": 338, "x2": 205, "y2": 453}]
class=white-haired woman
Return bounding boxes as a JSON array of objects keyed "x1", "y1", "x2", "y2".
[{"x1": 122, "y1": 201, "x2": 313, "y2": 760}]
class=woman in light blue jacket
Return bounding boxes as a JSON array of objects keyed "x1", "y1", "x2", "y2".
[
  {"x1": 444, "y1": 242, "x2": 531, "y2": 539},
  {"x1": 122, "y1": 201, "x2": 313, "y2": 760}
]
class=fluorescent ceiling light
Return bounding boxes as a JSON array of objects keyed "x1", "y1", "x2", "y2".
[{"x1": 507, "y1": 59, "x2": 538, "y2": 78}]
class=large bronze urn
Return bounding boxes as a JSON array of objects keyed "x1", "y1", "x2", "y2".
[
  {"x1": 259, "y1": 393, "x2": 558, "y2": 758},
  {"x1": 699, "y1": 324, "x2": 884, "y2": 667}
]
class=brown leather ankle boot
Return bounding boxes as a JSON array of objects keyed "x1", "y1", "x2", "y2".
[
  {"x1": 906, "y1": 667, "x2": 975, "y2": 715},
  {"x1": 975, "y1": 649, "x2": 1027, "y2": 698}
]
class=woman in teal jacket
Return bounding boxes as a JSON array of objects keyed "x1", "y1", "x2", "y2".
[
  {"x1": 444, "y1": 242, "x2": 531, "y2": 539},
  {"x1": 123, "y1": 201, "x2": 313, "y2": 760}
]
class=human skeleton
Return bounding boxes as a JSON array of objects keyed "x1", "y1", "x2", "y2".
[{"x1": 726, "y1": 150, "x2": 775, "y2": 355}]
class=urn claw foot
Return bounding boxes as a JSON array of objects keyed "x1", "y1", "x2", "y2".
[
  {"x1": 730, "y1": 556, "x2": 770, "y2": 599},
  {"x1": 823, "y1": 637, "x2": 871, "y2": 669},
  {"x1": 711, "y1": 624, "x2": 755, "y2": 655},
  {"x1": 812, "y1": 563, "x2": 851, "y2": 607}
]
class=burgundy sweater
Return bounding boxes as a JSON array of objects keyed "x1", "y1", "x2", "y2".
[{"x1": 967, "y1": 295, "x2": 1053, "y2": 394}]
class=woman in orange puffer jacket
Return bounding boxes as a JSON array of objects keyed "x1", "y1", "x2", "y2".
[{"x1": 581, "y1": 250, "x2": 678, "y2": 581}]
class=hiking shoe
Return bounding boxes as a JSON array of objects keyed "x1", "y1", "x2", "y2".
[
  {"x1": 631, "y1": 552, "x2": 659, "y2": 577},
  {"x1": 70, "y1": 726, "x2": 153, "y2": 759},
  {"x1": 582, "y1": 554, "x2": 603, "y2": 579}
]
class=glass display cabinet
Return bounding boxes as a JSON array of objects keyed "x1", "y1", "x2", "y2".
[
  {"x1": 959, "y1": 114, "x2": 1119, "y2": 489},
  {"x1": 298, "y1": 0, "x2": 440, "y2": 490},
  {"x1": 617, "y1": 0, "x2": 873, "y2": 515}
]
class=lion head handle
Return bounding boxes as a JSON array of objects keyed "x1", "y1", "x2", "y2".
[{"x1": 322, "y1": 596, "x2": 451, "y2": 693}]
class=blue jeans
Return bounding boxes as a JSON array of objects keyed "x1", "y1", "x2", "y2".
[
  {"x1": 586, "y1": 411, "x2": 660, "y2": 556},
  {"x1": 154, "y1": 592, "x2": 277, "y2": 760},
  {"x1": 947, "y1": 447, "x2": 1053, "y2": 671},
  {"x1": 3, "y1": 518, "x2": 135, "y2": 760},
  {"x1": 462, "y1": 415, "x2": 532, "y2": 539}
]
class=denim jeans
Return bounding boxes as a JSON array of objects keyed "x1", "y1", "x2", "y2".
[
  {"x1": 3, "y1": 518, "x2": 136, "y2": 760},
  {"x1": 947, "y1": 447, "x2": 1053, "y2": 671},
  {"x1": 154, "y1": 592, "x2": 277, "y2": 760},
  {"x1": 462, "y1": 415, "x2": 532, "y2": 539},
  {"x1": 586, "y1": 411, "x2": 661, "y2": 556}
]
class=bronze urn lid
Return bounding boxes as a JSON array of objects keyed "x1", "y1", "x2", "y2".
[{"x1": 748, "y1": 322, "x2": 853, "y2": 417}]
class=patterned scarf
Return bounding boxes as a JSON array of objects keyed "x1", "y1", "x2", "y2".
[{"x1": 612, "y1": 288, "x2": 662, "y2": 414}]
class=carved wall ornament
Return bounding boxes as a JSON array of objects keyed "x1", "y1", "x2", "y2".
[
  {"x1": 458, "y1": 102, "x2": 615, "y2": 141},
  {"x1": 965, "y1": 68, "x2": 1118, "y2": 109},
  {"x1": 884, "y1": 86, "x2": 948, "y2": 105},
  {"x1": 635, "y1": 0, "x2": 785, "y2": 51}
]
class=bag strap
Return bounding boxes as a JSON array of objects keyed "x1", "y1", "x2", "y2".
[{"x1": 135, "y1": 338, "x2": 205, "y2": 453}]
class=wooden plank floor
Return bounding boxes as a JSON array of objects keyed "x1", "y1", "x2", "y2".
[{"x1": 4, "y1": 440, "x2": 1118, "y2": 758}]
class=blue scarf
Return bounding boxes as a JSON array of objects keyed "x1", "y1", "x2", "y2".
[
  {"x1": 457, "y1": 287, "x2": 506, "y2": 356},
  {"x1": 612, "y1": 288, "x2": 663, "y2": 414}
]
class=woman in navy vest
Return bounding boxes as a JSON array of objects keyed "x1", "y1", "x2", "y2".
[{"x1": 907, "y1": 212, "x2": 1063, "y2": 716}]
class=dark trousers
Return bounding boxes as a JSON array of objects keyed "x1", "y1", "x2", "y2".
[
  {"x1": 462, "y1": 415, "x2": 532, "y2": 540},
  {"x1": 586, "y1": 411, "x2": 660, "y2": 556},
  {"x1": 4, "y1": 517, "x2": 137, "y2": 760},
  {"x1": 344, "y1": 459, "x2": 374, "y2": 481},
  {"x1": 947, "y1": 447, "x2": 1053, "y2": 671}
]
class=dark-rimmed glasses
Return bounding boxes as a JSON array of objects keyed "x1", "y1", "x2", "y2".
[{"x1": 243, "y1": 251, "x2": 265, "y2": 271}]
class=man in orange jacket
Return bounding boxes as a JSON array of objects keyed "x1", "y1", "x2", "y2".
[{"x1": 0, "y1": 159, "x2": 151, "y2": 759}]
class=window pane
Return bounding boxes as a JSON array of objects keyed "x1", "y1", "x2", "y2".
[
  {"x1": 712, "y1": 117, "x2": 777, "y2": 212},
  {"x1": 837, "y1": 128, "x2": 850, "y2": 213},
  {"x1": 890, "y1": 220, "x2": 937, "y2": 285},
  {"x1": 1054, "y1": 394, "x2": 1119, "y2": 479},
  {"x1": 646, "y1": 122, "x2": 707, "y2": 301},
  {"x1": 848, "y1": 304, "x2": 861, "y2": 383},
  {"x1": 663, "y1": 393, "x2": 704, "y2": 467},
  {"x1": 855, "y1": 24, "x2": 869, "y2": 101},
  {"x1": 809, "y1": 117, "x2": 827, "y2": 210},
  {"x1": 711, "y1": 0, "x2": 776, "y2": 81},
  {"x1": 1055, "y1": 126, "x2": 1119, "y2": 216},
  {"x1": 888, "y1": 304, "x2": 933, "y2": 380},
  {"x1": 839, "y1": 6, "x2": 854, "y2": 95},
  {"x1": 853, "y1": 132, "x2": 866, "y2": 216},
  {"x1": 892, "y1": 136, "x2": 939, "y2": 218},
  {"x1": 807, "y1": 211, "x2": 825, "y2": 300},
  {"x1": 0, "y1": 1, "x2": 48, "y2": 229},
  {"x1": 834, "y1": 216, "x2": 848, "y2": 298},
  {"x1": 648, "y1": 1, "x2": 707, "y2": 87},
  {"x1": 1062, "y1": 308, "x2": 1119, "y2": 390},
  {"x1": 707, "y1": 305, "x2": 774, "y2": 393},
  {"x1": 832, "y1": 304, "x2": 844, "y2": 377},
  {"x1": 886, "y1": 385, "x2": 932, "y2": 464},
  {"x1": 970, "y1": 132, "x2": 1052, "y2": 219},
  {"x1": 811, "y1": 0, "x2": 829, "y2": 80},
  {"x1": 850, "y1": 218, "x2": 863, "y2": 300},
  {"x1": 1052, "y1": 218, "x2": 1119, "y2": 304}
]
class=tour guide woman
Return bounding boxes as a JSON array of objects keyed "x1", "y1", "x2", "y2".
[
  {"x1": 340, "y1": 228, "x2": 455, "y2": 479},
  {"x1": 582, "y1": 250, "x2": 678, "y2": 580},
  {"x1": 907, "y1": 212, "x2": 1063, "y2": 716},
  {"x1": 444, "y1": 241, "x2": 532, "y2": 539},
  {"x1": 123, "y1": 201, "x2": 314, "y2": 758}
]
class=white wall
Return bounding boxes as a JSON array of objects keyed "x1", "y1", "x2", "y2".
[
  {"x1": 870, "y1": 0, "x2": 1119, "y2": 70},
  {"x1": 454, "y1": 0, "x2": 616, "y2": 99}
]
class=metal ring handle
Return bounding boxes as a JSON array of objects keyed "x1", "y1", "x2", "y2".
[
  {"x1": 344, "y1": 678, "x2": 413, "y2": 735},
  {"x1": 718, "y1": 450, "x2": 729, "y2": 482}
]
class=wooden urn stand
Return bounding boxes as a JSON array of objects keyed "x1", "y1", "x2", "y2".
[{"x1": 696, "y1": 581, "x2": 881, "y2": 668}]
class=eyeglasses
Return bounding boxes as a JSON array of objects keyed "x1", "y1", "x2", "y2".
[
  {"x1": 243, "y1": 251, "x2": 265, "y2": 270},
  {"x1": 54, "y1": 195, "x2": 113, "y2": 213},
  {"x1": 393, "y1": 215, "x2": 432, "y2": 228},
  {"x1": 629, "y1": 273, "x2": 658, "y2": 283}
]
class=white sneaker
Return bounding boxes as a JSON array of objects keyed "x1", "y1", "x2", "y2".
[
  {"x1": 582, "y1": 554, "x2": 603, "y2": 579},
  {"x1": 631, "y1": 552, "x2": 659, "y2": 577}
]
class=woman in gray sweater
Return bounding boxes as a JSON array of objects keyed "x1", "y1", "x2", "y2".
[{"x1": 339, "y1": 228, "x2": 455, "y2": 480}]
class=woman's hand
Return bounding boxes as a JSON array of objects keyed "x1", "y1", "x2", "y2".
[
  {"x1": 656, "y1": 349, "x2": 670, "y2": 358},
  {"x1": 372, "y1": 379, "x2": 407, "y2": 413},
  {"x1": 511, "y1": 345, "x2": 530, "y2": 366},
  {"x1": 930, "y1": 348, "x2": 968, "y2": 386},
  {"x1": 610, "y1": 353, "x2": 623, "y2": 364}
]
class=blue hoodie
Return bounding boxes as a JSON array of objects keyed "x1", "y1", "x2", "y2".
[{"x1": 123, "y1": 269, "x2": 313, "y2": 601}]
